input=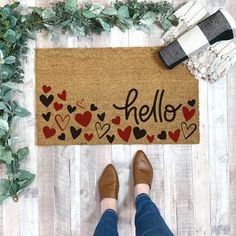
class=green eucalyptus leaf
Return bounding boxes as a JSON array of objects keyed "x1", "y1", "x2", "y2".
[
  {"x1": 135, "y1": 23, "x2": 153, "y2": 33},
  {"x1": 65, "y1": 0, "x2": 78, "y2": 13},
  {"x1": 17, "y1": 170, "x2": 35, "y2": 189},
  {"x1": 30, "y1": 7, "x2": 43, "y2": 16},
  {"x1": 97, "y1": 18, "x2": 111, "y2": 32},
  {"x1": 16, "y1": 147, "x2": 29, "y2": 161},
  {"x1": 1, "y1": 5, "x2": 11, "y2": 18},
  {"x1": 0, "y1": 129, "x2": 6, "y2": 139},
  {"x1": 13, "y1": 105, "x2": 31, "y2": 117},
  {"x1": 118, "y1": 18, "x2": 133, "y2": 30},
  {"x1": 160, "y1": 18, "x2": 172, "y2": 30},
  {"x1": 61, "y1": 20, "x2": 71, "y2": 27},
  {"x1": 140, "y1": 11, "x2": 156, "y2": 25},
  {"x1": 4, "y1": 56, "x2": 16, "y2": 64},
  {"x1": 0, "y1": 119, "x2": 9, "y2": 131},
  {"x1": 2, "y1": 81, "x2": 17, "y2": 90},
  {"x1": 7, "y1": 137, "x2": 18, "y2": 147},
  {"x1": 4, "y1": 29, "x2": 16, "y2": 44},
  {"x1": 18, "y1": 177, "x2": 35, "y2": 190},
  {"x1": 9, "y1": 16, "x2": 17, "y2": 27},
  {"x1": 0, "y1": 147, "x2": 14, "y2": 165},
  {"x1": 26, "y1": 29, "x2": 36, "y2": 40},
  {"x1": 82, "y1": 10, "x2": 96, "y2": 19},
  {"x1": 89, "y1": 4, "x2": 105, "y2": 14},
  {"x1": 168, "y1": 14, "x2": 179, "y2": 26},
  {"x1": 0, "y1": 64, "x2": 14, "y2": 80},
  {"x1": 0, "y1": 71, "x2": 9, "y2": 81},
  {"x1": 70, "y1": 24, "x2": 85, "y2": 37},
  {"x1": 0, "y1": 102, "x2": 8, "y2": 111},
  {"x1": 118, "y1": 6, "x2": 129, "y2": 19},
  {"x1": 42, "y1": 8, "x2": 56, "y2": 20},
  {"x1": 0, "y1": 195, "x2": 8, "y2": 204},
  {"x1": 102, "y1": 7, "x2": 118, "y2": 16},
  {"x1": 0, "y1": 179, "x2": 11, "y2": 195},
  {"x1": 18, "y1": 170, "x2": 35, "y2": 181},
  {"x1": 8, "y1": 182, "x2": 20, "y2": 196}
]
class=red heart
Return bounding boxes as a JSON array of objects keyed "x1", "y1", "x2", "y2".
[
  {"x1": 53, "y1": 102, "x2": 63, "y2": 111},
  {"x1": 84, "y1": 133, "x2": 93, "y2": 142},
  {"x1": 112, "y1": 116, "x2": 121, "y2": 125},
  {"x1": 57, "y1": 90, "x2": 66, "y2": 101},
  {"x1": 182, "y1": 106, "x2": 195, "y2": 121},
  {"x1": 117, "y1": 126, "x2": 132, "y2": 142},
  {"x1": 146, "y1": 134, "x2": 154, "y2": 143},
  {"x1": 42, "y1": 85, "x2": 51, "y2": 93},
  {"x1": 55, "y1": 114, "x2": 70, "y2": 131},
  {"x1": 168, "y1": 129, "x2": 180, "y2": 143},
  {"x1": 75, "y1": 111, "x2": 92, "y2": 127},
  {"x1": 43, "y1": 126, "x2": 56, "y2": 139}
]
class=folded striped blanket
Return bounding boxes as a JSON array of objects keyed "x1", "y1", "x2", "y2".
[{"x1": 160, "y1": 1, "x2": 236, "y2": 82}]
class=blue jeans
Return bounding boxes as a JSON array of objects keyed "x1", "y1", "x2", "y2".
[{"x1": 93, "y1": 193, "x2": 173, "y2": 236}]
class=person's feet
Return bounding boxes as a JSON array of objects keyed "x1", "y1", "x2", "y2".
[
  {"x1": 133, "y1": 150, "x2": 153, "y2": 198},
  {"x1": 99, "y1": 164, "x2": 119, "y2": 215}
]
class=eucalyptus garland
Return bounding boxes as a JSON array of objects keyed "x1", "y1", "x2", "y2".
[{"x1": 0, "y1": 0, "x2": 178, "y2": 204}]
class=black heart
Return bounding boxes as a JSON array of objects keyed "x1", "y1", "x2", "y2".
[
  {"x1": 106, "y1": 134, "x2": 115, "y2": 144},
  {"x1": 58, "y1": 133, "x2": 65, "y2": 140},
  {"x1": 157, "y1": 131, "x2": 166, "y2": 140},
  {"x1": 67, "y1": 105, "x2": 76, "y2": 113},
  {"x1": 181, "y1": 122, "x2": 197, "y2": 139},
  {"x1": 187, "y1": 99, "x2": 196, "y2": 107},
  {"x1": 90, "y1": 103, "x2": 98, "y2": 111},
  {"x1": 133, "y1": 127, "x2": 146, "y2": 140},
  {"x1": 97, "y1": 112, "x2": 105, "y2": 121},
  {"x1": 70, "y1": 126, "x2": 82, "y2": 139},
  {"x1": 42, "y1": 112, "x2": 51, "y2": 121},
  {"x1": 39, "y1": 94, "x2": 54, "y2": 107},
  {"x1": 95, "y1": 122, "x2": 110, "y2": 139}
]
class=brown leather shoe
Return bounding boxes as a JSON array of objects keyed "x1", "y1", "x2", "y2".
[
  {"x1": 133, "y1": 150, "x2": 153, "y2": 188},
  {"x1": 99, "y1": 164, "x2": 119, "y2": 201}
]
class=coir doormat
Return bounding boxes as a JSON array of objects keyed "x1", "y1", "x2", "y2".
[{"x1": 36, "y1": 47, "x2": 199, "y2": 145}]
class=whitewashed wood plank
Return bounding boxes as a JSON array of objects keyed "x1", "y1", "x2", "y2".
[
  {"x1": 206, "y1": 0, "x2": 230, "y2": 234},
  {"x1": 208, "y1": 79, "x2": 229, "y2": 236},
  {"x1": 35, "y1": 1, "x2": 56, "y2": 235},
  {"x1": 3, "y1": 201, "x2": 20, "y2": 236},
  {"x1": 192, "y1": 79, "x2": 211, "y2": 236},
  {"x1": 146, "y1": 146, "x2": 165, "y2": 216},
  {"x1": 226, "y1": 2, "x2": 236, "y2": 235},
  {"x1": 163, "y1": 145, "x2": 177, "y2": 235},
  {"x1": 227, "y1": 65, "x2": 236, "y2": 236},
  {"x1": 53, "y1": 148, "x2": 71, "y2": 236},
  {"x1": 70, "y1": 145, "x2": 81, "y2": 236},
  {"x1": 174, "y1": 146, "x2": 194, "y2": 235}
]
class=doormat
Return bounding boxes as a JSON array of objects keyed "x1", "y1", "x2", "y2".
[{"x1": 36, "y1": 47, "x2": 199, "y2": 145}]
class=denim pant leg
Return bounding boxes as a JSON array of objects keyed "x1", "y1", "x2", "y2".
[
  {"x1": 135, "y1": 193, "x2": 174, "y2": 236},
  {"x1": 93, "y1": 209, "x2": 119, "y2": 236}
]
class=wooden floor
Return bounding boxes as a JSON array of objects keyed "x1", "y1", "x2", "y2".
[{"x1": 0, "y1": 0, "x2": 236, "y2": 235}]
